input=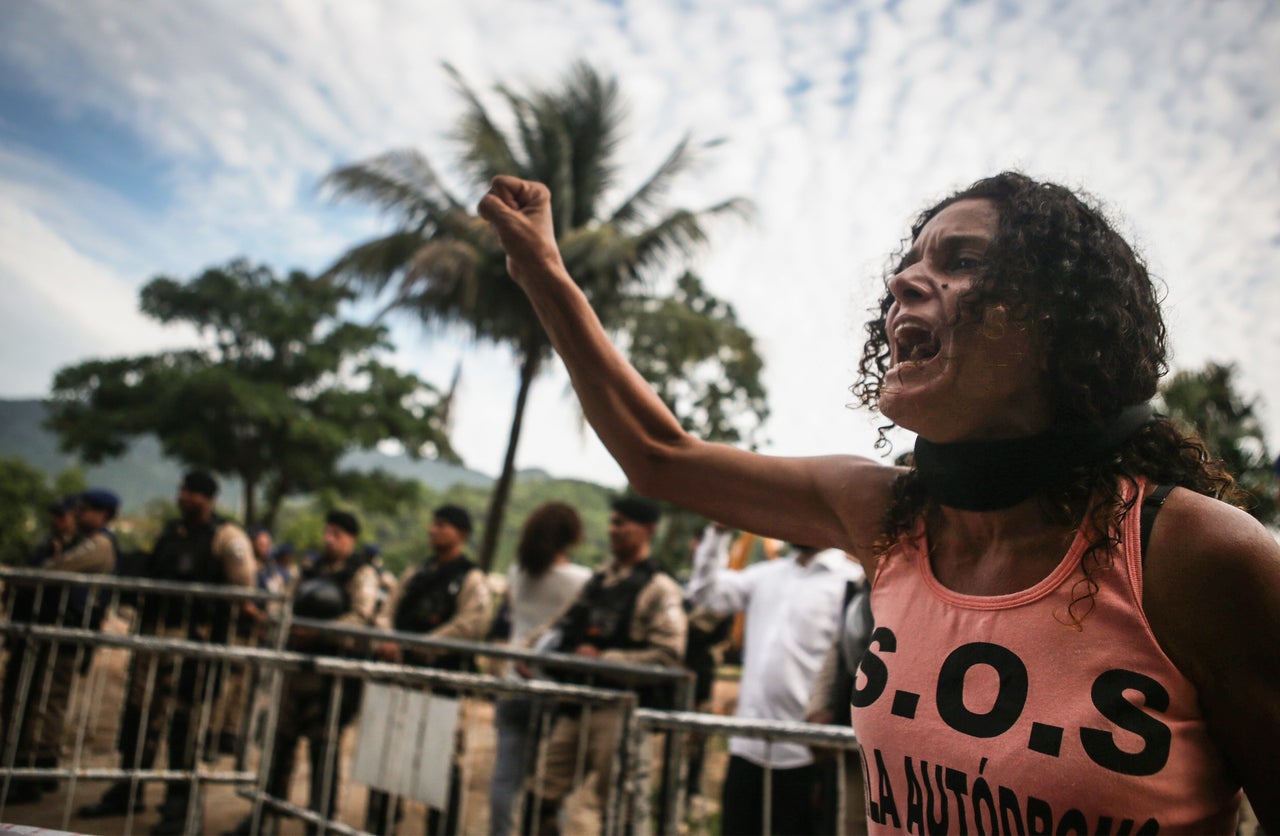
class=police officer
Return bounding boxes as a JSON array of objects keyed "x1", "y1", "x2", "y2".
[
  {"x1": 227, "y1": 509, "x2": 378, "y2": 836},
  {"x1": 79, "y1": 472, "x2": 252, "y2": 834},
  {"x1": 527, "y1": 497, "x2": 687, "y2": 834},
  {"x1": 206, "y1": 526, "x2": 278, "y2": 760},
  {"x1": 2, "y1": 490, "x2": 118, "y2": 804},
  {"x1": 366, "y1": 504, "x2": 492, "y2": 835}
]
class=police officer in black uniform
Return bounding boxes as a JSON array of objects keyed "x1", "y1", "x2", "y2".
[
  {"x1": 365, "y1": 504, "x2": 491, "y2": 835},
  {"x1": 79, "y1": 472, "x2": 253, "y2": 834},
  {"x1": 227, "y1": 509, "x2": 378, "y2": 836}
]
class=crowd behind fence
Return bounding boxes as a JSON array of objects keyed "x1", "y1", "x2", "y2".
[{"x1": 0, "y1": 567, "x2": 864, "y2": 835}]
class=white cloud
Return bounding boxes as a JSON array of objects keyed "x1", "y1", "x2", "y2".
[
  {"x1": 1, "y1": 0, "x2": 1278, "y2": 486},
  {"x1": 0, "y1": 197, "x2": 198, "y2": 394}
]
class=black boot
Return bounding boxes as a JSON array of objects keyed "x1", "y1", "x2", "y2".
[
  {"x1": 77, "y1": 779, "x2": 145, "y2": 817},
  {"x1": 4, "y1": 778, "x2": 44, "y2": 805},
  {"x1": 151, "y1": 787, "x2": 194, "y2": 835},
  {"x1": 366, "y1": 789, "x2": 403, "y2": 834},
  {"x1": 35, "y1": 754, "x2": 59, "y2": 792},
  {"x1": 532, "y1": 798, "x2": 562, "y2": 836}
]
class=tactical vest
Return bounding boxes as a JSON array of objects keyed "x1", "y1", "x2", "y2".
[
  {"x1": 552, "y1": 559, "x2": 674, "y2": 708},
  {"x1": 289, "y1": 555, "x2": 369, "y2": 718},
  {"x1": 141, "y1": 517, "x2": 231, "y2": 635},
  {"x1": 393, "y1": 555, "x2": 477, "y2": 672},
  {"x1": 556, "y1": 559, "x2": 658, "y2": 654},
  {"x1": 292, "y1": 554, "x2": 370, "y2": 621},
  {"x1": 393, "y1": 556, "x2": 475, "y2": 632}
]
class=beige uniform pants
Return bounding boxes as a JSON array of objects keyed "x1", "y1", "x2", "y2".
[{"x1": 538, "y1": 706, "x2": 624, "y2": 811}]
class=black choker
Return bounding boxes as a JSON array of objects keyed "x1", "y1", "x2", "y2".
[{"x1": 912, "y1": 403, "x2": 1155, "y2": 511}]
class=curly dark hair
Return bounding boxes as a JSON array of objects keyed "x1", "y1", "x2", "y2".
[
  {"x1": 516, "y1": 501, "x2": 583, "y2": 579},
  {"x1": 854, "y1": 172, "x2": 1242, "y2": 624}
]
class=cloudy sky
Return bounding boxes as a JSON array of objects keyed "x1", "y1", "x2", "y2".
[{"x1": 2, "y1": 0, "x2": 1277, "y2": 489}]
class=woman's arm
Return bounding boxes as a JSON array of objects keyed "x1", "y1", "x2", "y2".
[
  {"x1": 1143, "y1": 489, "x2": 1280, "y2": 829},
  {"x1": 478, "y1": 176, "x2": 898, "y2": 559}
]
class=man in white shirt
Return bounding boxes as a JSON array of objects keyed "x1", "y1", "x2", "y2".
[{"x1": 688, "y1": 526, "x2": 863, "y2": 835}]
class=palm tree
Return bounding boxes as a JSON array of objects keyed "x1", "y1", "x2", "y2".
[{"x1": 321, "y1": 62, "x2": 752, "y2": 569}]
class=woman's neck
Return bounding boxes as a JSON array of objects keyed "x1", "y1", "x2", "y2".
[{"x1": 926, "y1": 501, "x2": 1077, "y2": 595}]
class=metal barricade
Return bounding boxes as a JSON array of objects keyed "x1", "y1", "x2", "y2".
[
  {"x1": 0, "y1": 568, "x2": 283, "y2": 833},
  {"x1": 631, "y1": 709, "x2": 865, "y2": 836},
  {"x1": 266, "y1": 617, "x2": 692, "y2": 836},
  {"x1": 2, "y1": 567, "x2": 862, "y2": 835}
]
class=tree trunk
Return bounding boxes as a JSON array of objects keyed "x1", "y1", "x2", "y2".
[
  {"x1": 241, "y1": 474, "x2": 258, "y2": 527},
  {"x1": 477, "y1": 352, "x2": 539, "y2": 572},
  {"x1": 261, "y1": 482, "x2": 288, "y2": 532}
]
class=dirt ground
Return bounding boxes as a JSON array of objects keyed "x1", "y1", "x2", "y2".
[{"x1": 0, "y1": 630, "x2": 742, "y2": 836}]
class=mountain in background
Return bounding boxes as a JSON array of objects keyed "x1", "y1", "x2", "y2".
[{"x1": 0, "y1": 398, "x2": 496, "y2": 512}]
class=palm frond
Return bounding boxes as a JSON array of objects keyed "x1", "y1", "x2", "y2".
[
  {"x1": 530, "y1": 97, "x2": 576, "y2": 236},
  {"x1": 321, "y1": 231, "x2": 426, "y2": 295},
  {"x1": 605, "y1": 134, "x2": 700, "y2": 230},
  {"x1": 620, "y1": 197, "x2": 754, "y2": 280},
  {"x1": 559, "y1": 62, "x2": 624, "y2": 225},
  {"x1": 321, "y1": 149, "x2": 465, "y2": 218},
  {"x1": 445, "y1": 62, "x2": 524, "y2": 180},
  {"x1": 398, "y1": 239, "x2": 484, "y2": 314}
]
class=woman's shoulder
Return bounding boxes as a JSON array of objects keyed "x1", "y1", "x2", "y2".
[
  {"x1": 1142, "y1": 487, "x2": 1280, "y2": 675},
  {"x1": 549, "y1": 562, "x2": 594, "y2": 586},
  {"x1": 1145, "y1": 488, "x2": 1277, "y2": 582},
  {"x1": 1141, "y1": 487, "x2": 1280, "y2": 823},
  {"x1": 512, "y1": 561, "x2": 593, "y2": 594}
]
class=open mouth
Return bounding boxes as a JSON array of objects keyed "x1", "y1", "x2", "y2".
[{"x1": 893, "y1": 322, "x2": 941, "y2": 365}]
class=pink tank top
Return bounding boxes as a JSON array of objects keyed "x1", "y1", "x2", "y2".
[{"x1": 850, "y1": 482, "x2": 1240, "y2": 834}]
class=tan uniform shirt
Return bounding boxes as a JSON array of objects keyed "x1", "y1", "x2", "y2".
[
  {"x1": 45, "y1": 531, "x2": 116, "y2": 575},
  {"x1": 211, "y1": 524, "x2": 256, "y2": 590},
  {"x1": 529, "y1": 560, "x2": 688, "y2": 669}
]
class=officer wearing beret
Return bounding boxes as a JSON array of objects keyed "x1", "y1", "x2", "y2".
[
  {"x1": 2, "y1": 490, "x2": 119, "y2": 803},
  {"x1": 227, "y1": 509, "x2": 379, "y2": 836},
  {"x1": 80, "y1": 472, "x2": 253, "y2": 834}
]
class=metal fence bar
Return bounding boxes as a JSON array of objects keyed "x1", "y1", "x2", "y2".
[
  {"x1": 637, "y1": 706, "x2": 865, "y2": 834},
  {"x1": 4, "y1": 571, "x2": 867, "y2": 835},
  {"x1": 290, "y1": 616, "x2": 694, "y2": 695},
  {"x1": 0, "y1": 567, "x2": 283, "y2": 604}
]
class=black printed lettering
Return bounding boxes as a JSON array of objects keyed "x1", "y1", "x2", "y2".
[
  {"x1": 936, "y1": 642, "x2": 1029, "y2": 738},
  {"x1": 863, "y1": 746, "x2": 880, "y2": 824},
  {"x1": 874, "y1": 747, "x2": 901, "y2": 829},
  {"x1": 852, "y1": 626, "x2": 896, "y2": 708},
  {"x1": 924, "y1": 761, "x2": 950, "y2": 833},
  {"x1": 972, "y1": 758, "x2": 996, "y2": 835},
  {"x1": 1080, "y1": 669, "x2": 1171, "y2": 776},
  {"x1": 1135, "y1": 818, "x2": 1159, "y2": 835},
  {"x1": 904, "y1": 757, "x2": 925, "y2": 834},
  {"x1": 944, "y1": 767, "x2": 970, "y2": 835},
  {"x1": 998, "y1": 785, "x2": 1025, "y2": 835},
  {"x1": 1056, "y1": 808, "x2": 1089, "y2": 835},
  {"x1": 1026, "y1": 796, "x2": 1053, "y2": 836}
]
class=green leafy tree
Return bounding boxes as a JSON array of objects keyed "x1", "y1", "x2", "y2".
[
  {"x1": 46, "y1": 260, "x2": 456, "y2": 529},
  {"x1": 0, "y1": 458, "x2": 56, "y2": 565},
  {"x1": 322, "y1": 61, "x2": 764, "y2": 570},
  {"x1": 1158, "y1": 361, "x2": 1276, "y2": 525},
  {"x1": 0, "y1": 460, "x2": 86, "y2": 565}
]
